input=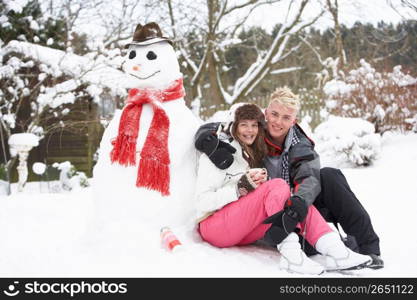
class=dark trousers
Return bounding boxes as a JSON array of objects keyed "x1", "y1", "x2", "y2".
[{"x1": 303, "y1": 167, "x2": 381, "y2": 256}]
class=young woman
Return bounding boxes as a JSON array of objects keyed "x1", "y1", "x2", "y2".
[{"x1": 194, "y1": 103, "x2": 371, "y2": 275}]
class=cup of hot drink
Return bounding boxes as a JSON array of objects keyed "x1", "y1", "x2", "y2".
[{"x1": 248, "y1": 168, "x2": 267, "y2": 182}]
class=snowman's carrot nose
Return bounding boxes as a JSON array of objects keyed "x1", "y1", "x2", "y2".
[{"x1": 133, "y1": 65, "x2": 140, "y2": 71}]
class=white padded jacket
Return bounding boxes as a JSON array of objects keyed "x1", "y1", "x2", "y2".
[{"x1": 194, "y1": 139, "x2": 251, "y2": 223}]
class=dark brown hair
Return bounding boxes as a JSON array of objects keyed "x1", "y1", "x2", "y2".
[{"x1": 231, "y1": 104, "x2": 268, "y2": 168}]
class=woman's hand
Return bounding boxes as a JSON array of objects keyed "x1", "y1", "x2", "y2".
[
  {"x1": 248, "y1": 168, "x2": 267, "y2": 186},
  {"x1": 237, "y1": 168, "x2": 268, "y2": 197}
]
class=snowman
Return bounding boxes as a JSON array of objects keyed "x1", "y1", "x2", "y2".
[{"x1": 92, "y1": 23, "x2": 201, "y2": 234}]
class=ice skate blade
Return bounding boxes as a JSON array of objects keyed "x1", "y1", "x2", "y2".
[{"x1": 327, "y1": 259, "x2": 371, "y2": 272}]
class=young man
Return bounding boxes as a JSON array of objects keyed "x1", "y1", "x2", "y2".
[{"x1": 194, "y1": 87, "x2": 383, "y2": 269}]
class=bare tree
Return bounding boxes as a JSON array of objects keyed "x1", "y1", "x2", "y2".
[
  {"x1": 0, "y1": 39, "x2": 130, "y2": 141},
  {"x1": 387, "y1": 0, "x2": 417, "y2": 17},
  {"x1": 96, "y1": 0, "x2": 146, "y2": 48},
  {"x1": 325, "y1": 0, "x2": 346, "y2": 72},
  {"x1": 43, "y1": 0, "x2": 104, "y2": 48},
  {"x1": 42, "y1": 1, "x2": 323, "y2": 110},
  {"x1": 160, "y1": 0, "x2": 323, "y2": 109}
]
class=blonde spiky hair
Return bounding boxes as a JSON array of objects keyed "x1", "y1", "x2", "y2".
[{"x1": 268, "y1": 86, "x2": 300, "y2": 112}]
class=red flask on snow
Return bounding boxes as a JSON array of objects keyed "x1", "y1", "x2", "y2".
[{"x1": 160, "y1": 227, "x2": 182, "y2": 252}]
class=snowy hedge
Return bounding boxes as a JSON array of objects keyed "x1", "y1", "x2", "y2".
[
  {"x1": 323, "y1": 59, "x2": 417, "y2": 133},
  {"x1": 313, "y1": 116, "x2": 381, "y2": 168},
  {"x1": 52, "y1": 161, "x2": 89, "y2": 191}
]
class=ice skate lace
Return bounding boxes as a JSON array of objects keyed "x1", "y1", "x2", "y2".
[{"x1": 281, "y1": 210, "x2": 307, "y2": 252}]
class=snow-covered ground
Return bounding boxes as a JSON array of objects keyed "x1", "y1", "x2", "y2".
[{"x1": 1, "y1": 132, "x2": 416, "y2": 277}]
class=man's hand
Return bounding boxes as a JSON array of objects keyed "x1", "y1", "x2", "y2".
[
  {"x1": 284, "y1": 196, "x2": 308, "y2": 222},
  {"x1": 195, "y1": 131, "x2": 236, "y2": 169},
  {"x1": 262, "y1": 196, "x2": 308, "y2": 234},
  {"x1": 263, "y1": 209, "x2": 298, "y2": 234}
]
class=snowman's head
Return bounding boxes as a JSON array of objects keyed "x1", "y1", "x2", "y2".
[
  {"x1": 123, "y1": 23, "x2": 181, "y2": 89},
  {"x1": 123, "y1": 42, "x2": 181, "y2": 89}
]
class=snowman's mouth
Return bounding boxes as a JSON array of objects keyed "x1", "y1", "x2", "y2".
[{"x1": 131, "y1": 70, "x2": 161, "y2": 80}]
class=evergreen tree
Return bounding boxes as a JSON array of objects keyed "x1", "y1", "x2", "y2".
[{"x1": 0, "y1": 0, "x2": 66, "y2": 50}]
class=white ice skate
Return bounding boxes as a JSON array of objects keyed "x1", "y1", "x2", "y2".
[
  {"x1": 315, "y1": 232, "x2": 372, "y2": 271},
  {"x1": 277, "y1": 232, "x2": 325, "y2": 275}
]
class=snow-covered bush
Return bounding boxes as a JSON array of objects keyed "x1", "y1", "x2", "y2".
[
  {"x1": 323, "y1": 59, "x2": 417, "y2": 134},
  {"x1": 52, "y1": 161, "x2": 89, "y2": 191},
  {"x1": 313, "y1": 116, "x2": 381, "y2": 168},
  {"x1": 407, "y1": 114, "x2": 417, "y2": 133}
]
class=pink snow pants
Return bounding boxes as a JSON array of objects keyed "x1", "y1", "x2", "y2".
[{"x1": 198, "y1": 178, "x2": 333, "y2": 248}]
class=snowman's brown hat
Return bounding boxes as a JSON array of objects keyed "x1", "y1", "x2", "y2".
[{"x1": 125, "y1": 22, "x2": 173, "y2": 48}]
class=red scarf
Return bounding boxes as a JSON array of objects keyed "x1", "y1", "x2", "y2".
[{"x1": 110, "y1": 78, "x2": 185, "y2": 196}]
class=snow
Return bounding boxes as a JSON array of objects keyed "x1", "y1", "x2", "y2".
[
  {"x1": 313, "y1": 116, "x2": 381, "y2": 168},
  {"x1": 86, "y1": 85, "x2": 103, "y2": 104},
  {"x1": 1, "y1": 41, "x2": 138, "y2": 92},
  {"x1": 1, "y1": 128, "x2": 416, "y2": 277},
  {"x1": 122, "y1": 42, "x2": 182, "y2": 89},
  {"x1": 32, "y1": 162, "x2": 46, "y2": 175},
  {"x1": 8, "y1": 133, "x2": 39, "y2": 147},
  {"x1": 53, "y1": 161, "x2": 72, "y2": 171},
  {"x1": 218, "y1": 38, "x2": 242, "y2": 49},
  {"x1": 3, "y1": 0, "x2": 30, "y2": 14},
  {"x1": 1, "y1": 113, "x2": 16, "y2": 129},
  {"x1": 0, "y1": 15, "x2": 9, "y2": 26},
  {"x1": 91, "y1": 37, "x2": 202, "y2": 266},
  {"x1": 270, "y1": 67, "x2": 303, "y2": 75},
  {"x1": 1, "y1": 1, "x2": 416, "y2": 277},
  {"x1": 0, "y1": 40, "x2": 141, "y2": 139},
  {"x1": 29, "y1": 20, "x2": 39, "y2": 31},
  {"x1": 390, "y1": 66, "x2": 417, "y2": 87},
  {"x1": 52, "y1": 161, "x2": 89, "y2": 192},
  {"x1": 323, "y1": 80, "x2": 352, "y2": 96}
]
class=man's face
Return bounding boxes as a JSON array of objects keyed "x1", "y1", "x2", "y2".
[{"x1": 265, "y1": 101, "x2": 297, "y2": 144}]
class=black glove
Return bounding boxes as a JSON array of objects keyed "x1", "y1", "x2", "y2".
[
  {"x1": 263, "y1": 209, "x2": 298, "y2": 236},
  {"x1": 195, "y1": 131, "x2": 218, "y2": 155},
  {"x1": 195, "y1": 131, "x2": 236, "y2": 170},
  {"x1": 210, "y1": 140, "x2": 236, "y2": 169},
  {"x1": 262, "y1": 196, "x2": 308, "y2": 233},
  {"x1": 237, "y1": 171, "x2": 257, "y2": 196},
  {"x1": 284, "y1": 196, "x2": 308, "y2": 222}
]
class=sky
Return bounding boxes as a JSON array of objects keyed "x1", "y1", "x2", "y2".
[
  {"x1": 48, "y1": 0, "x2": 417, "y2": 43},
  {"x1": 247, "y1": 0, "x2": 416, "y2": 32}
]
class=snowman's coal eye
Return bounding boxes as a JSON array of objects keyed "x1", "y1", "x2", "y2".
[
  {"x1": 146, "y1": 51, "x2": 157, "y2": 60},
  {"x1": 129, "y1": 51, "x2": 136, "y2": 59}
]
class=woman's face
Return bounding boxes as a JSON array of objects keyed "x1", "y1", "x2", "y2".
[{"x1": 236, "y1": 119, "x2": 259, "y2": 146}]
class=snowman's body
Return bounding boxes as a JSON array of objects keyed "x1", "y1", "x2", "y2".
[{"x1": 93, "y1": 41, "x2": 201, "y2": 231}]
